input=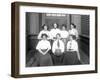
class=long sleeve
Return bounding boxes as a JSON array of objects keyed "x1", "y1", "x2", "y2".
[
  {"x1": 74, "y1": 41, "x2": 78, "y2": 52},
  {"x1": 36, "y1": 41, "x2": 40, "y2": 50},
  {"x1": 60, "y1": 41, "x2": 64, "y2": 53},
  {"x1": 75, "y1": 29, "x2": 79, "y2": 38},
  {"x1": 52, "y1": 42, "x2": 55, "y2": 53},
  {"x1": 67, "y1": 42, "x2": 70, "y2": 51},
  {"x1": 37, "y1": 31, "x2": 42, "y2": 39}
]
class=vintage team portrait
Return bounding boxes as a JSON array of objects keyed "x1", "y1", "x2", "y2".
[{"x1": 11, "y1": 2, "x2": 97, "y2": 78}]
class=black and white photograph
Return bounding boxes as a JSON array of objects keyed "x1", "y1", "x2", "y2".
[
  {"x1": 26, "y1": 13, "x2": 90, "y2": 67},
  {"x1": 11, "y1": 2, "x2": 97, "y2": 78}
]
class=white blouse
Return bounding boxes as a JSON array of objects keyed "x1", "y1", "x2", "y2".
[
  {"x1": 50, "y1": 28, "x2": 61, "y2": 39},
  {"x1": 60, "y1": 30, "x2": 69, "y2": 38},
  {"x1": 67, "y1": 40, "x2": 78, "y2": 52},
  {"x1": 69, "y1": 29, "x2": 78, "y2": 38},
  {"x1": 36, "y1": 40, "x2": 51, "y2": 50},
  {"x1": 37, "y1": 30, "x2": 50, "y2": 39},
  {"x1": 52, "y1": 40, "x2": 65, "y2": 54}
]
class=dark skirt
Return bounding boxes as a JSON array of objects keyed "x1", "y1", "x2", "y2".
[
  {"x1": 51, "y1": 50, "x2": 64, "y2": 66},
  {"x1": 39, "y1": 52, "x2": 53, "y2": 66},
  {"x1": 63, "y1": 51, "x2": 80, "y2": 65},
  {"x1": 32, "y1": 52, "x2": 53, "y2": 66}
]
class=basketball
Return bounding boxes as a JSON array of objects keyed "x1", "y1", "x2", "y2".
[{"x1": 55, "y1": 49, "x2": 62, "y2": 56}]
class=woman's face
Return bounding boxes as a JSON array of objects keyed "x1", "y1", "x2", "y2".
[
  {"x1": 53, "y1": 23, "x2": 57, "y2": 28},
  {"x1": 62, "y1": 26, "x2": 66, "y2": 30},
  {"x1": 44, "y1": 25, "x2": 47, "y2": 30},
  {"x1": 42, "y1": 35, "x2": 47, "y2": 40},
  {"x1": 71, "y1": 24, "x2": 74, "y2": 29},
  {"x1": 56, "y1": 34, "x2": 60, "y2": 39}
]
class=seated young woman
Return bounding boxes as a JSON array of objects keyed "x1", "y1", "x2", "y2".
[
  {"x1": 52, "y1": 33, "x2": 65, "y2": 65},
  {"x1": 33, "y1": 34, "x2": 53, "y2": 66},
  {"x1": 37, "y1": 24, "x2": 51, "y2": 40},
  {"x1": 63, "y1": 35, "x2": 81, "y2": 65}
]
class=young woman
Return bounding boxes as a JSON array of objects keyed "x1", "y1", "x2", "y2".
[
  {"x1": 50, "y1": 23, "x2": 61, "y2": 40},
  {"x1": 36, "y1": 34, "x2": 53, "y2": 66},
  {"x1": 60, "y1": 24, "x2": 69, "y2": 50},
  {"x1": 69, "y1": 23, "x2": 78, "y2": 40},
  {"x1": 52, "y1": 33, "x2": 65, "y2": 65},
  {"x1": 37, "y1": 24, "x2": 51, "y2": 40},
  {"x1": 63, "y1": 35, "x2": 81, "y2": 65}
]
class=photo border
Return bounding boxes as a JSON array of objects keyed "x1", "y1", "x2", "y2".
[{"x1": 11, "y1": 2, "x2": 98, "y2": 78}]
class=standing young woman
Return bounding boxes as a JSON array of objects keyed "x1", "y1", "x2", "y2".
[
  {"x1": 52, "y1": 33, "x2": 65, "y2": 65},
  {"x1": 60, "y1": 24, "x2": 69, "y2": 50},
  {"x1": 37, "y1": 24, "x2": 51, "y2": 40},
  {"x1": 69, "y1": 23, "x2": 78, "y2": 40},
  {"x1": 63, "y1": 35, "x2": 81, "y2": 65},
  {"x1": 50, "y1": 23, "x2": 61, "y2": 40},
  {"x1": 36, "y1": 34, "x2": 53, "y2": 66}
]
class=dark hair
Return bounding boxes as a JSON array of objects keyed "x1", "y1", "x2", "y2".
[
  {"x1": 56, "y1": 33, "x2": 61, "y2": 37},
  {"x1": 70, "y1": 35, "x2": 76, "y2": 40},
  {"x1": 62, "y1": 24, "x2": 67, "y2": 28},
  {"x1": 42, "y1": 24, "x2": 48, "y2": 30},
  {"x1": 71, "y1": 23, "x2": 76, "y2": 28},
  {"x1": 53, "y1": 23, "x2": 59, "y2": 28},
  {"x1": 41, "y1": 34, "x2": 48, "y2": 38}
]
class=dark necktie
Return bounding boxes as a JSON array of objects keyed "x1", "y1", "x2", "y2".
[{"x1": 57, "y1": 40, "x2": 60, "y2": 48}]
